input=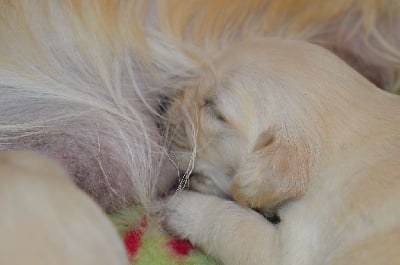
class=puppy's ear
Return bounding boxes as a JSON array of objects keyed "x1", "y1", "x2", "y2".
[{"x1": 231, "y1": 130, "x2": 311, "y2": 210}]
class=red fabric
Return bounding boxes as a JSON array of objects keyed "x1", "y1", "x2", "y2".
[
  {"x1": 123, "y1": 218, "x2": 148, "y2": 258},
  {"x1": 124, "y1": 229, "x2": 143, "y2": 258},
  {"x1": 167, "y1": 239, "x2": 194, "y2": 256},
  {"x1": 123, "y1": 217, "x2": 195, "y2": 259}
]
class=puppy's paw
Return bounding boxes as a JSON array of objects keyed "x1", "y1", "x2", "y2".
[
  {"x1": 161, "y1": 191, "x2": 234, "y2": 246},
  {"x1": 231, "y1": 131, "x2": 310, "y2": 211},
  {"x1": 161, "y1": 191, "x2": 206, "y2": 239},
  {"x1": 231, "y1": 174, "x2": 270, "y2": 209}
]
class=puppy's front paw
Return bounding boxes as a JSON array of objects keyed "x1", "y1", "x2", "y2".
[
  {"x1": 161, "y1": 191, "x2": 206, "y2": 239},
  {"x1": 161, "y1": 191, "x2": 232, "y2": 247},
  {"x1": 231, "y1": 174, "x2": 268, "y2": 209}
]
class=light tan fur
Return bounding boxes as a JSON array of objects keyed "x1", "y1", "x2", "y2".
[
  {"x1": 0, "y1": 151, "x2": 129, "y2": 265},
  {"x1": 1, "y1": 1, "x2": 399, "y2": 264},
  {"x1": 0, "y1": 0, "x2": 398, "y2": 208},
  {"x1": 158, "y1": 0, "x2": 400, "y2": 91},
  {"x1": 164, "y1": 39, "x2": 400, "y2": 265}
]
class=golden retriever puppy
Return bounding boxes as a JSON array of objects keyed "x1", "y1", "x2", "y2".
[
  {"x1": 163, "y1": 38, "x2": 400, "y2": 265},
  {"x1": 1, "y1": 0, "x2": 399, "y2": 214},
  {"x1": 0, "y1": 151, "x2": 129, "y2": 265}
]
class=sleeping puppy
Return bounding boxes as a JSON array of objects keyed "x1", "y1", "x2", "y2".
[
  {"x1": 0, "y1": 151, "x2": 129, "y2": 265},
  {"x1": 163, "y1": 38, "x2": 400, "y2": 265},
  {"x1": 1, "y1": 0, "x2": 398, "y2": 214}
]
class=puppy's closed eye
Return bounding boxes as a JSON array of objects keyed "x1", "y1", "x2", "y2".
[{"x1": 202, "y1": 98, "x2": 227, "y2": 123}]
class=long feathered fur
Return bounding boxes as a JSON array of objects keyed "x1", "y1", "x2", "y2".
[
  {"x1": 157, "y1": 0, "x2": 400, "y2": 91},
  {"x1": 0, "y1": 0, "x2": 398, "y2": 212},
  {"x1": 0, "y1": 1, "x2": 184, "y2": 211}
]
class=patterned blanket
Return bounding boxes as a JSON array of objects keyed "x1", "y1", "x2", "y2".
[{"x1": 111, "y1": 205, "x2": 219, "y2": 265}]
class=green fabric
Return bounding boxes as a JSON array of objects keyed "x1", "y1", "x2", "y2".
[{"x1": 110, "y1": 204, "x2": 219, "y2": 265}]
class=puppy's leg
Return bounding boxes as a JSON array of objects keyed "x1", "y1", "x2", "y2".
[
  {"x1": 164, "y1": 191, "x2": 280, "y2": 265},
  {"x1": 0, "y1": 151, "x2": 129, "y2": 265},
  {"x1": 231, "y1": 134, "x2": 310, "y2": 211}
]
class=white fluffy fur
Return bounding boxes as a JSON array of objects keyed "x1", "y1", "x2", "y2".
[
  {"x1": 163, "y1": 39, "x2": 400, "y2": 265},
  {"x1": 0, "y1": 1, "x2": 198, "y2": 211}
]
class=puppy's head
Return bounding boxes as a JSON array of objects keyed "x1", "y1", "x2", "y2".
[{"x1": 164, "y1": 38, "x2": 373, "y2": 211}]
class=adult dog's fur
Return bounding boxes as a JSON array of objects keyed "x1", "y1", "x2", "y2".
[
  {"x1": 163, "y1": 38, "x2": 400, "y2": 265},
  {"x1": 0, "y1": 0, "x2": 188, "y2": 212},
  {"x1": 0, "y1": 0, "x2": 399, "y2": 213},
  {"x1": 0, "y1": 151, "x2": 129, "y2": 265},
  {"x1": 0, "y1": 1, "x2": 399, "y2": 263}
]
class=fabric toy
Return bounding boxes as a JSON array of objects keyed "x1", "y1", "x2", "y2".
[{"x1": 111, "y1": 205, "x2": 219, "y2": 265}]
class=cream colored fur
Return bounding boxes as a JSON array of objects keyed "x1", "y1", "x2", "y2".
[
  {"x1": 0, "y1": 0, "x2": 398, "y2": 212},
  {"x1": 163, "y1": 39, "x2": 400, "y2": 265},
  {"x1": 0, "y1": 151, "x2": 129, "y2": 265},
  {"x1": 1, "y1": 1, "x2": 399, "y2": 263}
]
